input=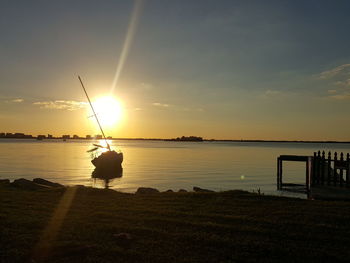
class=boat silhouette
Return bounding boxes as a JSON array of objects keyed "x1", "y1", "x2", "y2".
[{"x1": 79, "y1": 76, "x2": 123, "y2": 188}]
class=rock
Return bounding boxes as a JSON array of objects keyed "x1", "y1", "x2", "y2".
[
  {"x1": 193, "y1": 186, "x2": 214, "y2": 193},
  {"x1": 33, "y1": 178, "x2": 63, "y2": 188},
  {"x1": 0, "y1": 179, "x2": 10, "y2": 186},
  {"x1": 164, "y1": 189, "x2": 174, "y2": 193},
  {"x1": 11, "y1": 178, "x2": 47, "y2": 190},
  {"x1": 135, "y1": 187, "x2": 160, "y2": 194},
  {"x1": 178, "y1": 189, "x2": 188, "y2": 193}
]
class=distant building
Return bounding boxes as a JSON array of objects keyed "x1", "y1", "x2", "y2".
[
  {"x1": 37, "y1": 135, "x2": 46, "y2": 140},
  {"x1": 47, "y1": 134, "x2": 53, "y2": 139},
  {"x1": 14, "y1": 133, "x2": 25, "y2": 138},
  {"x1": 73, "y1": 135, "x2": 79, "y2": 139},
  {"x1": 107, "y1": 136, "x2": 112, "y2": 139},
  {"x1": 0, "y1": 133, "x2": 6, "y2": 137},
  {"x1": 86, "y1": 135, "x2": 92, "y2": 139},
  {"x1": 95, "y1": 135, "x2": 102, "y2": 139},
  {"x1": 62, "y1": 135, "x2": 70, "y2": 139}
]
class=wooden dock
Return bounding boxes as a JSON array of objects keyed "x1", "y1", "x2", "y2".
[{"x1": 277, "y1": 151, "x2": 350, "y2": 200}]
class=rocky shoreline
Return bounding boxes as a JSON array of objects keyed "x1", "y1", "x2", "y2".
[{"x1": 0, "y1": 178, "x2": 217, "y2": 194}]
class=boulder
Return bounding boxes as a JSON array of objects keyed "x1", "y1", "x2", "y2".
[
  {"x1": 178, "y1": 189, "x2": 188, "y2": 193},
  {"x1": 33, "y1": 178, "x2": 63, "y2": 188},
  {"x1": 11, "y1": 178, "x2": 47, "y2": 190},
  {"x1": 164, "y1": 189, "x2": 174, "y2": 193},
  {"x1": 193, "y1": 186, "x2": 214, "y2": 193},
  {"x1": 135, "y1": 187, "x2": 160, "y2": 194}
]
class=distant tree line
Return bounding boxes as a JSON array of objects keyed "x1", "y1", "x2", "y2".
[{"x1": 166, "y1": 136, "x2": 203, "y2": 142}]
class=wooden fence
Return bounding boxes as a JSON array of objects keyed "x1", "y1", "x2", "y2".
[{"x1": 312, "y1": 151, "x2": 350, "y2": 187}]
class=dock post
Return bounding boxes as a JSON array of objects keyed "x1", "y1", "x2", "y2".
[
  {"x1": 306, "y1": 157, "x2": 311, "y2": 199},
  {"x1": 277, "y1": 157, "x2": 280, "y2": 190}
]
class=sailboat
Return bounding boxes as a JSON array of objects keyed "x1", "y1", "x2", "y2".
[{"x1": 78, "y1": 76, "x2": 123, "y2": 188}]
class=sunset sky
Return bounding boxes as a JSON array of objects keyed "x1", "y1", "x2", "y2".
[{"x1": 1, "y1": 0, "x2": 350, "y2": 140}]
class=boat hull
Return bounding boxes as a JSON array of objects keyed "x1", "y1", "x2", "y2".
[{"x1": 91, "y1": 151, "x2": 123, "y2": 179}]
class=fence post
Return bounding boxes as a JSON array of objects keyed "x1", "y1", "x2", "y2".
[
  {"x1": 317, "y1": 151, "x2": 321, "y2": 185},
  {"x1": 327, "y1": 151, "x2": 332, "y2": 186},
  {"x1": 347, "y1": 153, "x2": 350, "y2": 188},
  {"x1": 334, "y1": 152, "x2": 338, "y2": 186},
  {"x1": 312, "y1": 152, "x2": 317, "y2": 186},
  {"x1": 321, "y1": 151, "x2": 325, "y2": 185},
  {"x1": 340, "y1": 152, "x2": 344, "y2": 187}
]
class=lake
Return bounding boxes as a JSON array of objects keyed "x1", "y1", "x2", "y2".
[{"x1": 1, "y1": 139, "x2": 350, "y2": 197}]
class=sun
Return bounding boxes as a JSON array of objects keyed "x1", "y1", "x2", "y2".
[{"x1": 91, "y1": 96, "x2": 123, "y2": 127}]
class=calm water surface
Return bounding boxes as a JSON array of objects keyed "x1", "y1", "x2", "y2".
[{"x1": 1, "y1": 139, "x2": 350, "y2": 197}]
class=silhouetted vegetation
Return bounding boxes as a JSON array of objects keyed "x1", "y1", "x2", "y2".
[{"x1": 166, "y1": 136, "x2": 203, "y2": 142}]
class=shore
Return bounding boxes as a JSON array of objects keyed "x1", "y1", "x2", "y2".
[{"x1": 1, "y1": 180, "x2": 350, "y2": 262}]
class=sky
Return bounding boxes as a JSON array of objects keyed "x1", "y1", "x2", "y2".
[{"x1": 1, "y1": 0, "x2": 350, "y2": 140}]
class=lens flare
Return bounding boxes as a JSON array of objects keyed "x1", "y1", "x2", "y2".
[{"x1": 110, "y1": 0, "x2": 144, "y2": 93}]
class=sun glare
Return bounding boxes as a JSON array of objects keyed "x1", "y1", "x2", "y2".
[{"x1": 91, "y1": 96, "x2": 123, "y2": 127}]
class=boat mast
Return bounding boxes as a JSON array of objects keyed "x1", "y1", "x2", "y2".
[{"x1": 78, "y1": 76, "x2": 111, "y2": 151}]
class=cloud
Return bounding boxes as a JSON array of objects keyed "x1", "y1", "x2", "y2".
[
  {"x1": 2, "y1": 98, "x2": 24, "y2": 103},
  {"x1": 11, "y1": 98, "x2": 24, "y2": 103},
  {"x1": 316, "y1": 64, "x2": 350, "y2": 100},
  {"x1": 152, "y1": 102, "x2": 170, "y2": 107},
  {"x1": 33, "y1": 100, "x2": 87, "y2": 111},
  {"x1": 259, "y1": 89, "x2": 286, "y2": 99},
  {"x1": 328, "y1": 93, "x2": 350, "y2": 100},
  {"x1": 264, "y1": 89, "x2": 281, "y2": 96},
  {"x1": 326, "y1": 89, "x2": 350, "y2": 100},
  {"x1": 327, "y1": 89, "x2": 337, "y2": 94},
  {"x1": 318, "y1": 64, "x2": 350, "y2": 79}
]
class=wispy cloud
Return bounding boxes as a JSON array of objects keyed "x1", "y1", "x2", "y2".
[
  {"x1": 33, "y1": 100, "x2": 87, "y2": 111},
  {"x1": 152, "y1": 102, "x2": 170, "y2": 107},
  {"x1": 328, "y1": 93, "x2": 350, "y2": 100},
  {"x1": 264, "y1": 89, "x2": 281, "y2": 96},
  {"x1": 327, "y1": 89, "x2": 337, "y2": 94},
  {"x1": 317, "y1": 64, "x2": 350, "y2": 100},
  {"x1": 325, "y1": 89, "x2": 350, "y2": 101},
  {"x1": 318, "y1": 64, "x2": 350, "y2": 79},
  {"x1": 2, "y1": 98, "x2": 24, "y2": 103},
  {"x1": 259, "y1": 89, "x2": 287, "y2": 99},
  {"x1": 11, "y1": 98, "x2": 24, "y2": 103}
]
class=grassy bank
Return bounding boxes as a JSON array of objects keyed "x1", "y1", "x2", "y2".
[{"x1": 1, "y1": 185, "x2": 350, "y2": 262}]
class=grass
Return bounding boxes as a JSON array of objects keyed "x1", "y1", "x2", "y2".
[{"x1": 1, "y1": 185, "x2": 350, "y2": 262}]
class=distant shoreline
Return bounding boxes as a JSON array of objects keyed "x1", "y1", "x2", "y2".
[{"x1": 1, "y1": 137, "x2": 350, "y2": 144}]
